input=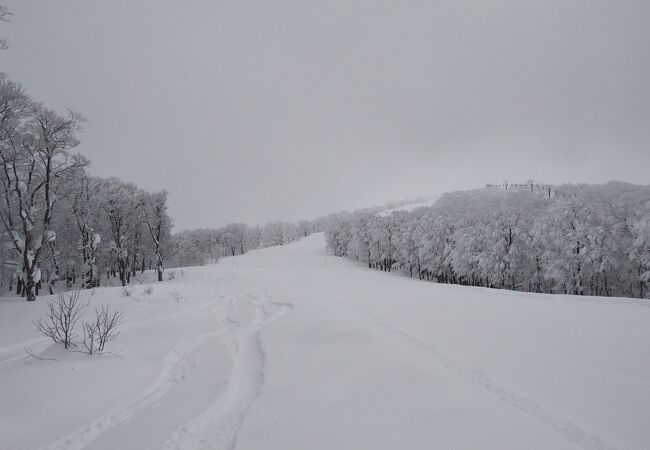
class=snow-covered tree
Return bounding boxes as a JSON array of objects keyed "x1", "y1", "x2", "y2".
[
  {"x1": 221, "y1": 223, "x2": 247, "y2": 256},
  {"x1": 0, "y1": 84, "x2": 86, "y2": 301},
  {"x1": 324, "y1": 183, "x2": 650, "y2": 299},
  {"x1": 69, "y1": 175, "x2": 103, "y2": 288},
  {"x1": 95, "y1": 178, "x2": 144, "y2": 286},
  {"x1": 0, "y1": 5, "x2": 11, "y2": 52},
  {"x1": 143, "y1": 190, "x2": 172, "y2": 281}
]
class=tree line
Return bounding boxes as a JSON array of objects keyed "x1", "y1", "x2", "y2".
[
  {"x1": 326, "y1": 182, "x2": 650, "y2": 299},
  {"x1": 166, "y1": 200, "x2": 416, "y2": 268},
  {"x1": 0, "y1": 69, "x2": 335, "y2": 300},
  {"x1": 0, "y1": 68, "x2": 342, "y2": 300},
  {"x1": 0, "y1": 5, "x2": 422, "y2": 300},
  {"x1": 169, "y1": 220, "x2": 320, "y2": 268},
  {"x1": 0, "y1": 6, "x2": 176, "y2": 301},
  {"x1": 0, "y1": 76, "x2": 173, "y2": 300}
]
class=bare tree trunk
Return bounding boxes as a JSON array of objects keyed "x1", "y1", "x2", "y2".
[
  {"x1": 25, "y1": 275, "x2": 36, "y2": 302},
  {"x1": 118, "y1": 259, "x2": 127, "y2": 286},
  {"x1": 155, "y1": 252, "x2": 163, "y2": 282}
]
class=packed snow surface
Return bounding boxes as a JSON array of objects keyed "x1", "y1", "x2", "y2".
[{"x1": 1, "y1": 233, "x2": 650, "y2": 449}]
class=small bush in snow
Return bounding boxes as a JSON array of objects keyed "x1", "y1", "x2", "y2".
[
  {"x1": 142, "y1": 284, "x2": 154, "y2": 295},
  {"x1": 122, "y1": 286, "x2": 134, "y2": 297},
  {"x1": 83, "y1": 305, "x2": 124, "y2": 354},
  {"x1": 168, "y1": 289, "x2": 185, "y2": 303},
  {"x1": 33, "y1": 290, "x2": 86, "y2": 349},
  {"x1": 82, "y1": 321, "x2": 97, "y2": 354},
  {"x1": 167, "y1": 269, "x2": 176, "y2": 281}
]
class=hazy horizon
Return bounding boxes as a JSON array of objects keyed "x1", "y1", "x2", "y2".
[{"x1": 3, "y1": 0, "x2": 649, "y2": 230}]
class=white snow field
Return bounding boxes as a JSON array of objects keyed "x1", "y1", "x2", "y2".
[
  {"x1": 377, "y1": 196, "x2": 440, "y2": 217},
  {"x1": 1, "y1": 233, "x2": 650, "y2": 450}
]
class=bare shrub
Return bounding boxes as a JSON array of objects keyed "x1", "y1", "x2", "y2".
[
  {"x1": 33, "y1": 290, "x2": 87, "y2": 349},
  {"x1": 83, "y1": 305, "x2": 124, "y2": 354},
  {"x1": 122, "y1": 286, "x2": 134, "y2": 297},
  {"x1": 96, "y1": 305, "x2": 124, "y2": 351},
  {"x1": 142, "y1": 284, "x2": 154, "y2": 295},
  {"x1": 168, "y1": 289, "x2": 185, "y2": 303},
  {"x1": 82, "y1": 321, "x2": 98, "y2": 354}
]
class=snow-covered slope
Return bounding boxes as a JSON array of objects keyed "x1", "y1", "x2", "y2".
[
  {"x1": 377, "y1": 195, "x2": 440, "y2": 216},
  {"x1": 1, "y1": 233, "x2": 649, "y2": 449}
]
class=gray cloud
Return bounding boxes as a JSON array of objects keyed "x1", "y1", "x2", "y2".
[{"x1": 2, "y1": 0, "x2": 649, "y2": 230}]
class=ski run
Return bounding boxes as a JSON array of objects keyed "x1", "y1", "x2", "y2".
[{"x1": 1, "y1": 233, "x2": 650, "y2": 449}]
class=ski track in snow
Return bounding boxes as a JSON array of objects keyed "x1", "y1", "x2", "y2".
[
  {"x1": 353, "y1": 306, "x2": 616, "y2": 450},
  {"x1": 0, "y1": 289, "x2": 222, "y2": 369},
  {"x1": 0, "y1": 337, "x2": 49, "y2": 367},
  {"x1": 39, "y1": 303, "x2": 228, "y2": 450},
  {"x1": 162, "y1": 290, "x2": 292, "y2": 450}
]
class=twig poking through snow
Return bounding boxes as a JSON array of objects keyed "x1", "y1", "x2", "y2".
[
  {"x1": 168, "y1": 289, "x2": 186, "y2": 303},
  {"x1": 24, "y1": 347, "x2": 57, "y2": 362}
]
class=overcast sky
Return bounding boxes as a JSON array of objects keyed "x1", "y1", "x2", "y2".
[{"x1": 2, "y1": 1, "x2": 649, "y2": 230}]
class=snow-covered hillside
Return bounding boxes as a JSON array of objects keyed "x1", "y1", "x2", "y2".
[
  {"x1": 1, "y1": 233, "x2": 649, "y2": 450},
  {"x1": 377, "y1": 195, "x2": 440, "y2": 216}
]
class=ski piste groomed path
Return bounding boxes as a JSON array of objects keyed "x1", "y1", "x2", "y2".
[{"x1": 1, "y1": 233, "x2": 649, "y2": 449}]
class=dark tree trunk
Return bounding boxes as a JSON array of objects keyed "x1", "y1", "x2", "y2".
[
  {"x1": 25, "y1": 277, "x2": 36, "y2": 302},
  {"x1": 119, "y1": 259, "x2": 128, "y2": 286}
]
